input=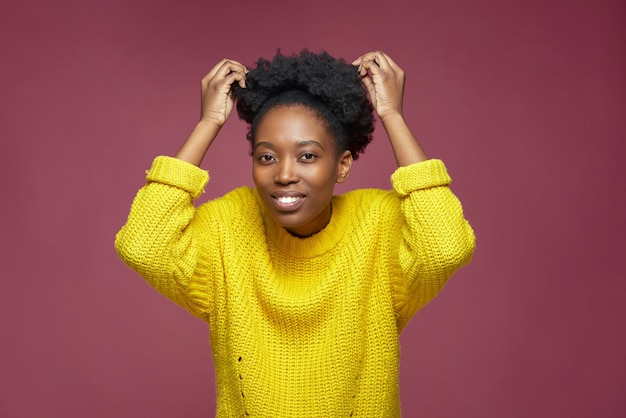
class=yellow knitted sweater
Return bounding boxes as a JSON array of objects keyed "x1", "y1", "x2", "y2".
[{"x1": 115, "y1": 156, "x2": 475, "y2": 417}]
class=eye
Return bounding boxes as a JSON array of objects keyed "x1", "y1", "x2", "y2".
[
  {"x1": 300, "y1": 152, "x2": 317, "y2": 162},
  {"x1": 257, "y1": 154, "x2": 276, "y2": 164}
]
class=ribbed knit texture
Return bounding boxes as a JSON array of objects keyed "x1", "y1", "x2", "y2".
[{"x1": 115, "y1": 156, "x2": 475, "y2": 417}]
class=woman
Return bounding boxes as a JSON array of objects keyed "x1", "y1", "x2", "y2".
[{"x1": 115, "y1": 49, "x2": 475, "y2": 417}]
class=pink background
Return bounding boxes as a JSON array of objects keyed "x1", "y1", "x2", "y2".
[{"x1": 2, "y1": 0, "x2": 625, "y2": 416}]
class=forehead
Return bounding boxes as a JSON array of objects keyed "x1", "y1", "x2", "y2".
[{"x1": 254, "y1": 105, "x2": 336, "y2": 148}]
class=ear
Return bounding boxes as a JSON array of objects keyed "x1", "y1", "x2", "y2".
[{"x1": 336, "y1": 150, "x2": 353, "y2": 184}]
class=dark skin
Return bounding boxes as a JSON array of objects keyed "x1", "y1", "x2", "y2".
[
  {"x1": 174, "y1": 51, "x2": 427, "y2": 236},
  {"x1": 252, "y1": 105, "x2": 352, "y2": 237}
]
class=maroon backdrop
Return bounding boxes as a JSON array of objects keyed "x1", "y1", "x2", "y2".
[{"x1": 2, "y1": 0, "x2": 625, "y2": 417}]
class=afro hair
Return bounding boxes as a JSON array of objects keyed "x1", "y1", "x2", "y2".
[{"x1": 232, "y1": 49, "x2": 375, "y2": 159}]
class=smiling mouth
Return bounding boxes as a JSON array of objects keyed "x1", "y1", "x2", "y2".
[
  {"x1": 272, "y1": 194, "x2": 305, "y2": 211},
  {"x1": 276, "y1": 196, "x2": 300, "y2": 204}
]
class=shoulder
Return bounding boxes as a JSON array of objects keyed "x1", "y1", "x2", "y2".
[
  {"x1": 333, "y1": 188, "x2": 401, "y2": 227},
  {"x1": 336, "y1": 188, "x2": 400, "y2": 210},
  {"x1": 195, "y1": 186, "x2": 263, "y2": 221}
]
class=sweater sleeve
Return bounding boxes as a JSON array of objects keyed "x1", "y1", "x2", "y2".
[
  {"x1": 390, "y1": 159, "x2": 475, "y2": 328},
  {"x1": 114, "y1": 156, "x2": 218, "y2": 317}
]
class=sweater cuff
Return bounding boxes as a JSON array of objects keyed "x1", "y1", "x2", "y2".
[
  {"x1": 146, "y1": 156, "x2": 209, "y2": 199},
  {"x1": 391, "y1": 159, "x2": 451, "y2": 196}
]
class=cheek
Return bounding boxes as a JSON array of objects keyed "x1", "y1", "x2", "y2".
[
  {"x1": 307, "y1": 165, "x2": 338, "y2": 190},
  {"x1": 252, "y1": 164, "x2": 267, "y2": 185}
]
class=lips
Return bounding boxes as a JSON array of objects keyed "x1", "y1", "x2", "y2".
[{"x1": 271, "y1": 191, "x2": 306, "y2": 211}]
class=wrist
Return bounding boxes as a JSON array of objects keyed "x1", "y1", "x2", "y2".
[
  {"x1": 379, "y1": 111, "x2": 406, "y2": 127},
  {"x1": 197, "y1": 116, "x2": 224, "y2": 131}
]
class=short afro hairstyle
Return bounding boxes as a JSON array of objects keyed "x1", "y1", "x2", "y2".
[{"x1": 232, "y1": 49, "x2": 375, "y2": 160}]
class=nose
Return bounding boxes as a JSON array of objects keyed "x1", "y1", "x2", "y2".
[{"x1": 275, "y1": 159, "x2": 299, "y2": 185}]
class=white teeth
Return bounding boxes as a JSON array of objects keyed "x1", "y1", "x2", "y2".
[{"x1": 277, "y1": 196, "x2": 300, "y2": 204}]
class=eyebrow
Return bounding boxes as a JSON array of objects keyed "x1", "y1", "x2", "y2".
[{"x1": 254, "y1": 140, "x2": 326, "y2": 151}]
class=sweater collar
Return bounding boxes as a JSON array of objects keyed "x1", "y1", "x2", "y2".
[{"x1": 259, "y1": 192, "x2": 350, "y2": 258}]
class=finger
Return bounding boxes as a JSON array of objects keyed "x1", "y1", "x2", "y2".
[
  {"x1": 353, "y1": 50, "x2": 383, "y2": 67},
  {"x1": 202, "y1": 58, "x2": 229, "y2": 84},
  {"x1": 219, "y1": 60, "x2": 247, "y2": 87},
  {"x1": 224, "y1": 59, "x2": 248, "y2": 75},
  {"x1": 213, "y1": 58, "x2": 246, "y2": 72},
  {"x1": 355, "y1": 51, "x2": 378, "y2": 61},
  {"x1": 228, "y1": 71, "x2": 246, "y2": 89},
  {"x1": 202, "y1": 59, "x2": 247, "y2": 86},
  {"x1": 220, "y1": 70, "x2": 247, "y2": 91},
  {"x1": 351, "y1": 55, "x2": 364, "y2": 66},
  {"x1": 372, "y1": 50, "x2": 391, "y2": 70},
  {"x1": 380, "y1": 52, "x2": 402, "y2": 72},
  {"x1": 214, "y1": 60, "x2": 247, "y2": 81},
  {"x1": 361, "y1": 69, "x2": 376, "y2": 98},
  {"x1": 362, "y1": 51, "x2": 392, "y2": 72},
  {"x1": 359, "y1": 59, "x2": 382, "y2": 78},
  {"x1": 359, "y1": 73, "x2": 376, "y2": 101}
]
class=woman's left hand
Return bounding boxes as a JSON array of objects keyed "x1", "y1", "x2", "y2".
[{"x1": 352, "y1": 51, "x2": 405, "y2": 120}]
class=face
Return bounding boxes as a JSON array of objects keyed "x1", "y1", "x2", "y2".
[{"x1": 252, "y1": 105, "x2": 352, "y2": 237}]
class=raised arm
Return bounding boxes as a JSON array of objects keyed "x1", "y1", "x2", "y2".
[
  {"x1": 115, "y1": 58, "x2": 246, "y2": 316},
  {"x1": 354, "y1": 51, "x2": 475, "y2": 323},
  {"x1": 352, "y1": 50, "x2": 426, "y2": 166},
  {"x1": 175, "y1": 58, "x2": 247, "y2": 165}
]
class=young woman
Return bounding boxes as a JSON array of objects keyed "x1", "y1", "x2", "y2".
[{"x1": 115, "y1": 49, "x2": 475, "y2": 417}]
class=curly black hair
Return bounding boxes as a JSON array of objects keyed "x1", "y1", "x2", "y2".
[{"x1": 232, "y1": 49, "x2": 375, "y2": 159}]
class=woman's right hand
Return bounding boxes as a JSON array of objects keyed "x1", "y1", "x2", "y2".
[
  {"x1": 200, "y1": 59, "x2": 247, "y2": 127},
  {"x1": 174, "y1": 59, "x2": 247, "y2": 166}
]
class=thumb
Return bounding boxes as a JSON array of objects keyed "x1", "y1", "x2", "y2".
[{"x1": 360, "y1": 75, "x2": 376, "y2": 103}]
